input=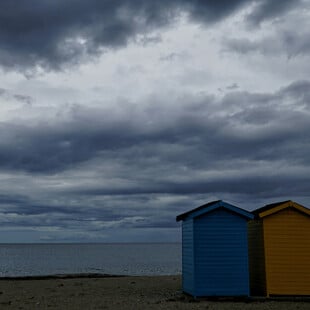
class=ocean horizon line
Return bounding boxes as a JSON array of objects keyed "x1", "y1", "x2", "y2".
[{"x1": 0, "y1": 241, "x2": 181, "y2": 245}]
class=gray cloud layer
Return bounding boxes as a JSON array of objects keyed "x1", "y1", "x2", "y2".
[
  {"x1": 0, "y1": 0, "x2": 302, "y2": 73},
  {"x1": 224, "y1": 30, "x2": 310, "y2": 59},
  {"x1": 0, "y1": 0, "x2": 308, "y2": 242},
  {"x1": 0, "y1": 80, "x2": 309, "y2": 241},
  {"x1": 1, "y1": 80, "x2": 309, "y2": 175},
  {"x1": 246, "y1": 0, "x2": 302, "y2": 25}
]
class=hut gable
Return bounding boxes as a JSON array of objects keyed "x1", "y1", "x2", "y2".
[
  {"x1": 253, "y1": 200, "x2": 310, "y2": 219},
  {"x1": 177, "y1": 200, "x2": 253, "y2": 297},
  {"x1": 176, "y1": 200, "x2": 253, "y2": 222}
]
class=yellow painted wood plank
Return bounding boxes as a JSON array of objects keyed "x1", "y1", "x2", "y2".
[{"x1": 263, "y1": 209, "x2": 310, "y2": 295}]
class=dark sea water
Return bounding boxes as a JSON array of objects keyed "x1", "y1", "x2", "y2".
[{"x1": 0, "y1": 243, "x2": 181, "y2": 277}]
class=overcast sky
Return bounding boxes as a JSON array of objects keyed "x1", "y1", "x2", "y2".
[{"x1": 0, "y1": 0, "x2": 309, "y2": 243}]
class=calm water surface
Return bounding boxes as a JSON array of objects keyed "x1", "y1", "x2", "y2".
[{"x1": 0, "y1": 243, "x2": 181, "y2": 277}]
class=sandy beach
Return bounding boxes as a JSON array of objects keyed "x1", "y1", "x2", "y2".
[{"x1": 0, "y1": 275, "x2": 309, "y2": 310}]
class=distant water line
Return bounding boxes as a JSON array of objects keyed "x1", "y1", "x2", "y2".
[{"x1": 0, "y1": 243, "x2": 182, "y2": 277}]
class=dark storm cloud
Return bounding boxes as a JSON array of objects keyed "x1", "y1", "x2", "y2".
[
  {"x1": 283, "y1": 31, "x2": 310, "y2": 58},
  {"x1": 72, "y1": 177, "x2": 310, "y2": 198},
  {"x1": 0, "y1": 194, "x2": 29, "y2": 206},
  {"x1": 1, "y1": 80, "x2": 309, "y2": 194},
  {"x1": 0, "y1": 87, "x2": 34, "y2": 104},
  {"x1": 226, "y1": 83, "x2": 239, "y2": 90},
  {"x1": 280, "y1": 80, "x2": 310, "y2": 100},
  {"x1": 223, "y1": 38, "x2": 259, "y2": 54},
  {"x1": 0, "y1": 192, "x2": 131, "y2": 231},
  {"x1": 0, "y1": 190, "x2": 180, "y2": 233},
  {"x1": 224, "y1": 29, "x2": 310, "y2": 58},
  {"x1": 13, "y1": 94, "x2": 33, "y2": 105},
  {"x1": 0, "y1": 80, "x2": 309, "y2": 239},
  {"x1": 0, "y1": 0, "x2": 301, "y2": 72},
  {"x1": 246, "y1": 0, "x2": 302, "y2": 25}
]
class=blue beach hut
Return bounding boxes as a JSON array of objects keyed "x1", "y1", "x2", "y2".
[{"x1": 176, "y1": 200, "x2": 254, "y2": 297}]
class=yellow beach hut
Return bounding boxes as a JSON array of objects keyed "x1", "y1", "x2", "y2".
[{"x1": 248, "y1": 200, "x2": 310, "y2": 296}]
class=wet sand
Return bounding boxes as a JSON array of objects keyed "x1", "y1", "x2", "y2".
[{"x1": 0, "y1": 275, "x2": 309, "y2": 309}]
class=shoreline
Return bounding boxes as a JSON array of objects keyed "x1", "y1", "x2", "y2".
[
  {"x1": 0, "y1": 273, "x2": 128, "y2": 281},
  {"x1": 0, "y1": 273, "x2": 181, "y2": 281}
]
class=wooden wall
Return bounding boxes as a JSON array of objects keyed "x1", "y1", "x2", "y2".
[
  {"x1": 193, "y1": 209, "x2": 250, "y2": 297},
  {"x1": 263, "y1": 208, "x2": 310, "y2": 296},
  {"x1": 182, "y1": 219, "x2": 195, "y2": 295}
]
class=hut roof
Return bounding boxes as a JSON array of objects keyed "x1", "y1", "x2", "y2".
[
  {"x1": 253, "y1": 200, "x2": 310, "y2": 218},
  {"x1": 176, "y1": 200, "x2": 254, "y2": 222}
]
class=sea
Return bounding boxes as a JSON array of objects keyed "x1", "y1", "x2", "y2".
[{"x1": 0, "y1": 243, "x2": 182, "y2": 278}]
